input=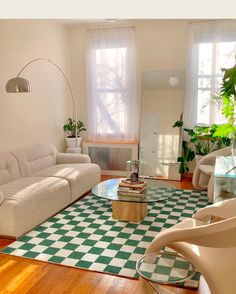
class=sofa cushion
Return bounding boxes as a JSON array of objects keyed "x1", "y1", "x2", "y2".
[
  {"x1": 56, "y1": 153, "x2": 91, "y2": 164},
  {"x1": 0, "y1": 191, "x2": 4, "y2": 205},
  {"x1": 12, "y1": 144, "x2": 57, "y2": 177},
  {"x1": 0, "y1": 151, "x2": 21, "y2": 185},
  {"x1": 32, "y1": 163, "x2": 101, "y2": 202},
  {"x1": 0, "y1": 176, "x2": 70, "y2": 238}
]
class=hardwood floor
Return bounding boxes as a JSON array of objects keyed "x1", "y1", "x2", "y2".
[{"x1": 0, "y1": 176, "x2": 210, "y2": 294}]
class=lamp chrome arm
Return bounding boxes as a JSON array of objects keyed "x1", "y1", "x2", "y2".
[
  {"x1": 15, "y1": 58, "x2": 77, "y2": 122},
  {"x1": 6, "y1": 57, "x2": 79, "y2": 145}
]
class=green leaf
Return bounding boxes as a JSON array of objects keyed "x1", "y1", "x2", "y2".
[
  {"x1": 190, "y1": 138, "x2": 197, "y2": 143},
  {"x1": 222, "y1": 96, "x2": 234, "y2": 118},
  {"x1": 221, "y1": 65, "x2": 236, "y2": 97},
  {"x1": 63, "y1": 117, "x2": 86, "y2": 137},
  {"x1": 213, "y1": 124, "x2": 235, "y2": 138},
  {"x1": 186, "y1": 149, "x2": 195, "y2": 161},
  {"x1": 177, "y1": 157, "x2": 182, "y2": 163},
  {"x1": 172, "y1": 120, "x2": 183, "y2": 128}
]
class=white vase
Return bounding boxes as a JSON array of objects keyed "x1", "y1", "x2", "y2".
[{"x1": 65, "y1": 137, "x2": 82, "y2": 148}]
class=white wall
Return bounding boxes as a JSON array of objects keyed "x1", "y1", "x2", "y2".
[
  {"x1": 137, "y1": 20, "x2": 188, "y2": 129},
  {"x1": 0, "y1": 19, "x2": 188, "y2": 159},
  {"x1": 0, "y1": 20, "x2": 72, "y2": 152},
  {"x1": 68, "y1": 24, "x2": 89, "y2": 133}
]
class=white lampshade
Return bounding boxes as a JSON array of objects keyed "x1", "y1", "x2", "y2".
[{"x1": 169, "y1": 76, "x2": 179, "y2": 87}]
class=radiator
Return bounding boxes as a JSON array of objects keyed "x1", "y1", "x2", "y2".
[{"x1": 83, "y1": 142, "x2": 139, "y2": 175}]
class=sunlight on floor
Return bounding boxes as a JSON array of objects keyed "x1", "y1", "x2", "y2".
[{"x1": 4, "y1": 262, "x2": 38, "y2": 292}]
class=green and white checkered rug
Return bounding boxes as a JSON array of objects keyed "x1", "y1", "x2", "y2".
[{"x1": 1, "y1": 189, "x2": 210, "y2": 289}]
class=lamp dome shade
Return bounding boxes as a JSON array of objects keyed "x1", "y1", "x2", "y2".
[
  {"x1": 168, "y1": 76, "x2": 179, "y2": 87},
  {"x1": 6, "y1": 77, "x2": 31, "y2": 93}
]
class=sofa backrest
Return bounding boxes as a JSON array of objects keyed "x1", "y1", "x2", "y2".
[
  {"x1": 0, "y1": 151, "x2": 21, "y2": 185},
  {"x1": 12, "y1": 144, "x2": 57, "y2": 177}
]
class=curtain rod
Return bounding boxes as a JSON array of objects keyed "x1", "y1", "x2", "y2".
[{"x1": 87, "y1": 26, "x2": 135, "y2": 32}]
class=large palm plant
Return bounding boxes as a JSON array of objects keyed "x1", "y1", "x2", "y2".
[{"x1": 214, "y1": 61, "x2": 236, "y2": 139}]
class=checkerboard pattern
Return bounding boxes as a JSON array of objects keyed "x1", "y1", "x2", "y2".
[
  {"x1": 137, "y1": 250, "x2": 195, "y2": 285},
  {"x1": 1, "y1": 189, "x2": 209, "y2": 289},
  {"x1": 146, "y1": 186, "x2": 174, "y2": 200}
]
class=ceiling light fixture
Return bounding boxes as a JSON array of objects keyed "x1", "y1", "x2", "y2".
[{"x1": 168, "y1": 74, "x2": 179, "y2": 87}]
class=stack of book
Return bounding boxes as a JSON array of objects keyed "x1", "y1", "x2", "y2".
[{"x1": 118, "y1": 178, "x2": 147, "y2": 196}]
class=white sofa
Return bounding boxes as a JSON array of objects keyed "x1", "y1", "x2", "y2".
[{"x1": 0, "y1": 143, "x2": 101, "y2": 238}]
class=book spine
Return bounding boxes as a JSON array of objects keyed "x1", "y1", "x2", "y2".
[
  {"x1": 118, "y1": 187, "x2": 146, "y2": 194},
  {"x1": 118, "y1": 191, "x2": 145, "y2": 196}
]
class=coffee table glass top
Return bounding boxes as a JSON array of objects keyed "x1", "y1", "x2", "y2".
[
  {"x1": 136, "y1": 252, "x2": 195, "y2": 285},
  {"x1": 215, "y1": 156, "x2": 236, "y2": 178},
  {"x1": 92, "y1": 178, "x2": 175, "y2": 203}
]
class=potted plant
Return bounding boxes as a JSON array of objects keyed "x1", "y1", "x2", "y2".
[
  {"x1": 173, "y1": 121, "x2": 231, "y2": 174},
  {"x1": 185, "y1": 124, "x2": 231, "y2": 162},
  {"x1": 63, "y1": 117, "x2": 86, "y2": 148},
  {"x1": 213, "y1": 62, "x2": 236, "y2": 152}
]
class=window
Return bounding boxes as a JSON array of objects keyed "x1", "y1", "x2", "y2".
[
  {"x1": 184, "y1": 21, "x2": 236, "y2": 128},
  {"x1": 87, "y1": 28, "x2": 138, "y2": 142},
  {"x1": 197, "y1": 41, "x2": 236, "y2": 125}
]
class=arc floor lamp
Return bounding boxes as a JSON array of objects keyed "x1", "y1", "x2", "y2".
[{"x1": 5, "y1": 57, "x2": 79, "y2": 147}]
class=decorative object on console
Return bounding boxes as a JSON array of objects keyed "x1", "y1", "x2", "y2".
[{"x1": 5, "y1": 57, "x2": 81, "y2": 148}]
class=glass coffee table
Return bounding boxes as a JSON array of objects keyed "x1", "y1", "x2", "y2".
[
  {"x1": 92, "y1": 178, "x2": 175, "y2": 222},
  {"x1": 136, "y1": 251, "x2": 195, "y2": 294}
]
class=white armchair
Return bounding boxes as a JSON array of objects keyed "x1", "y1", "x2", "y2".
[
  {"x1": 192, "y1": 146, "x2": 231, "y2": 200},
  {"x1": 139, "y1": 198, "x2": 236, "y2": 294}
]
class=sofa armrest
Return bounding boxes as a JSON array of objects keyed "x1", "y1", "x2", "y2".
[
  {"x1": 56, "y1": 153, "x2": 91, "y2": 164},
  {"x1": 198, "y1": 156, "x2": 216, "y2": 166},
  {"x1": 193, "y1": 198, "x2": 236, "y2": 222},
  {"x1": 0, "y1": 191, "x2": 4, "y2": 205}
]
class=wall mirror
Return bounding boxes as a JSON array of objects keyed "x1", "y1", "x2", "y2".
[{"x1": 139, "y1": 70, "x2": 185, "y2": 180}]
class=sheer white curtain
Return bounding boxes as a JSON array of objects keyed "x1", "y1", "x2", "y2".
[
  {"x1": 184, "y1": 20, "x2": 236, "y2": 128},
  {"x1": 86, "y1": 27, "x2": 139, "y2": 142}
]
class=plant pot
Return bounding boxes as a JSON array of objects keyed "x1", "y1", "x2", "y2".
[{"x1": 65, "y1": 137, "x2": 82, "y2": 148}]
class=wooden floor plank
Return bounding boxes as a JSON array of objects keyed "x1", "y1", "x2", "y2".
[
  {"x1": 0, "y1": 176, "x2": 210, "y2": 294},
  {"x1": 0, "y1": 238, "x2": 14, "y2": 250}
]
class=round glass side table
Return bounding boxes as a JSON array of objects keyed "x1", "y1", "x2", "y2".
[{"x1": 136, "y1": 252, "x2": 195, "y2": 294}]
